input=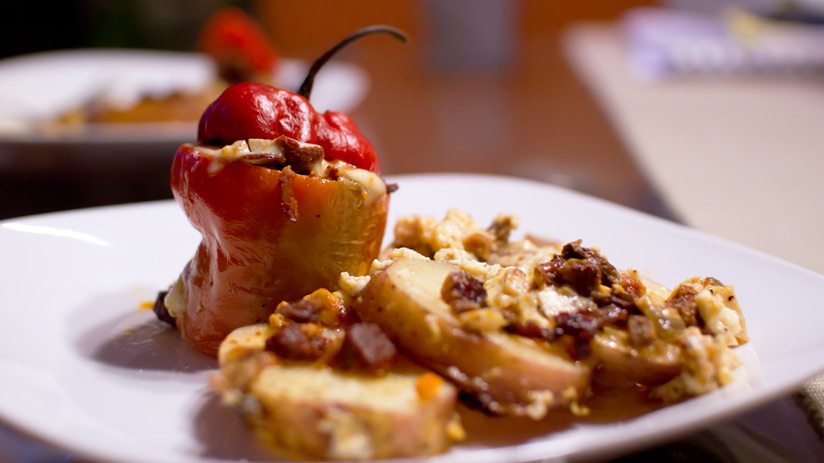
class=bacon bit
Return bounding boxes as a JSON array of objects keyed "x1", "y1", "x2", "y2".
[
  {"x1": 415, "y1": 372, "x2": 444, "y2": 401},
  {"x1": 441, "y1": 270, "x2": 487, "y2": 313},
  {"x1": 537, "y1": 256, "x2": 596, "y2": 296},
  {"x1": 276, "y1": 288, "x2": 355, "y2": 328},
  {"x1": 265, "y1": 324, "x2": 327, "y2": 361},
  {"x1": 385, "y1": 183, "x2": 399, "y2": 193},
  {"x1": 666, "y1": 283, "x2": 699, "y2": 327},
  {"x1": 620, "y1": 273, "x2": 646, "y2": 299},
  {"x1": 336, "y1": 323, "x2": 397, "y2": 375},
  {"x1": 551, "y1": 304, "x2": 629, "y2": 360},
  {"x1": 553, "y1": 311, "x2": 602, "y2": 339},
  {"x1": 279, "y1": 165, "x2": 298, "y2": 222},
  {"x1": 278, "y1": 136, "x2": 324, "y2": 174},
  {"x1": 277, "y1": 297, "x2": 324, "y2": 324},
  {"x1": 537, "y1": 240, "x2": 621, "y2": 296}
]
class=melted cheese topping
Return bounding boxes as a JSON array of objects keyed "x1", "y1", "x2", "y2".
[
  {"x1": 537, "y1": 286, "x2": 597, "y2": 317},
  {"x1": 695, "y1": 286, "x2": 744, "y2": 346},
  {"x1": 197, "y1": 138, "x2": 386, "y2": 201}
]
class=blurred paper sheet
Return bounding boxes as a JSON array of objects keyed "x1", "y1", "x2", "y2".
[{"x1": 624, "y1": 8, "x2": 824, "y2": 80}]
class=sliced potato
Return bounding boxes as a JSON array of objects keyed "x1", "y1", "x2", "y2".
[
  {"x1": 353, "y1": 258, "x2": 592, "y2": 417},
  {"x1": 591, "y1": 328, "x2": 681, "y2": 385},
  {"x1": 218, "y1": 323, "x2": 273, "y2": 364},
  {"x1": 214, "y1": 324, "x2": 459, "y2": 460}
]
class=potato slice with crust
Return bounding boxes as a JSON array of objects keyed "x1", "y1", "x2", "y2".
[
  {"x1": 353, "y1": 258, "x2": 592, "y2": 418},
  {"x1": 213, "y1": 324, "x2": 459, "y2": 460},
  {"x1": 591, "y1": 328, "x2": 682, "y2": 385}
]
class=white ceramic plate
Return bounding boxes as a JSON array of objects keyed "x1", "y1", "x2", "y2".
[
  {"x1": 0, "y1": 49, "x2": 368, "y2": 144},
  {"x1": 1, "y1": 173, "x2": 823, "y2": 463}
]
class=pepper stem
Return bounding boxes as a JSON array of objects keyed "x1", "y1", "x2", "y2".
[{"x1": 298, "y1": 25, "x2": 408, "y2": 100}]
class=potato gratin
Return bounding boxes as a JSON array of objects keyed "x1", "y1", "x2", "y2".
[{"x1": 212, "y1": 209, "x2": 747, "y2": 460}]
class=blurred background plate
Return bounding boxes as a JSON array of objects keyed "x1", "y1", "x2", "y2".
[
  {"x1": 0, "y1": 48, "x2": 368, "y2": 220},
  {"x1": 0, "y1": 49, "x2": 369, "y2": 146}
]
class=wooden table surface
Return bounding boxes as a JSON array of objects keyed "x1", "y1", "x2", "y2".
[{"x1": 564, "y1": 22, "x2": 824, "y2": 275}]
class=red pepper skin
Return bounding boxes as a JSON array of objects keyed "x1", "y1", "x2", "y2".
[
  {"x1": 198, "y1": 8, "x2": 279, "y2": 76},
  {"x1": 319, "y1": 111, "x2": 380, "y2": 173},
  {"x1": 197, "y1": 82, "x2": 380, "y2": 172},
  {"x1": 170, "y1": 144, "x2": 389, "y2": 356},
  {"x1": 197, "y1": 83, "x2": 319, "y2": 146}
]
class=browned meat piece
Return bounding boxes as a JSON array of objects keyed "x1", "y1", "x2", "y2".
[
  {"x1": 538, "y1": 255, "x2": 601, "y2": 296},
  {"x1": 488, "y1": 215, "x2": 518, "y2": 246},
  {"x1": 336, "y1": 323, "x2": 397, "y2": 375},
  {"x1": 279, "y1": 136, "x2": 324, "y2": 173},
  {"x1": 628, "y1": 315, "x2": 657, "y2": 347},
  {"x1": 238, "y1": 135, "x2": 323, "y2": 174},
  {"x1": 276, "y1": 288, "x2": 355, "y2": 328},
  {"x1": 277, "y1": 298, "x2": 325, "y2": 324},
  {"x1": 666, "y1": 283, "x2": 700, "y2": 328},
  {"x1": 604, "y1": 273, "x2": 646, "y2": 310},
  {"x1": 265, "y1": 324, "x2": 329, "y2": 361},
  {"x1": 551, "y1": 304, "x2": 629, "y2": 360},
  {"x1": 441, "y1": 270, "x2": 487, "y2": 313},
  {"x1": 559, "y1": 240, "x2": 621, "y2": 287},
  {"x1": 535, "y1": 240, "x2": 621, "y2": 297}
]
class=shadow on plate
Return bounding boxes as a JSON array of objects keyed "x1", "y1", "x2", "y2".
[
  {"x1": 73, "y1": 288, "x2": 215, "y2": 373},
  {"x1": 192, "y1": 392, "x2": 283, "y2": 462},
  {"x1": 458, "y1": 381, "x2": 671, "y2": 450}
]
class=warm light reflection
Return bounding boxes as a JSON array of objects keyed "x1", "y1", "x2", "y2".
[{"x1": 1, "y1": 223, "x2": 112, "y2": 247}]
